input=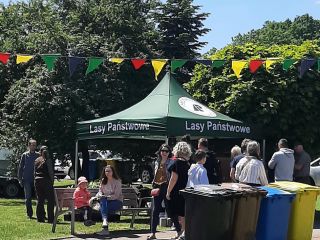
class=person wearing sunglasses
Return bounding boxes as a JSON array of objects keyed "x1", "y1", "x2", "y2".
[{"x1": 148, "y1": 144, "x2": 180, "y2": 240}]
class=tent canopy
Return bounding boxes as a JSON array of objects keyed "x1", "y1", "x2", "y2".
[{"x1": 76, "y1": 73, "x2": 253, "y2": 140}]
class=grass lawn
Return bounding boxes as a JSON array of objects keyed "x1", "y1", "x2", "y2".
[
  {"x1": 0, "y1": 197, "x2": 157, "y2": 240},
  {"x1": 53, "y1": 179, "x2": 75, "y2": 188}
]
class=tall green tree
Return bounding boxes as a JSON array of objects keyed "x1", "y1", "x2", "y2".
[
  {"x1": 232, "y1": 14, "x2": 320, "y2": 46},
  {"x1": 0, "y1": 0, "x2": 160, "y2": 177},
  {"x1": 154, "y1": 0, "x2": 209, "y2": 59}
]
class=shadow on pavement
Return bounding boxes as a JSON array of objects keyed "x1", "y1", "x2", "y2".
[{"x1": 50, "y1": 229, "x2": 151, "y2": 240}]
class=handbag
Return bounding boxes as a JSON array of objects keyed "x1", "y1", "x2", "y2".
[{"x1": 151, "y1": 188, "x2": 160, "y2": 197}]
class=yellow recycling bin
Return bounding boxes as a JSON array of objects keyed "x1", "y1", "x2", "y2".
[{"x1": 269, "y1": 181, "x2": 320, "y2": 240}]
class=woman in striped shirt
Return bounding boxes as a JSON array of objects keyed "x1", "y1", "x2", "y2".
[{"x1": 235, "y1": 141, "x2": 268, "y2": 186}]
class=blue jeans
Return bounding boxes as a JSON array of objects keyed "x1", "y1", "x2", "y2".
[
  {"x1": 24, "y1": 182, "x2": 33, "y2": 217},
  {"x1": 100, "y1": 198, "x2": 123, "y2": 220}
]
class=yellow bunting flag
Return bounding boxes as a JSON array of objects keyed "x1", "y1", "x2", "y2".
[
  {"x1": 151, "y1": 60, "x2": 167, "y2": 80},
  {"x1": 232, "y1": 60, "x2": 247, "y2": 79},
  {"x1": 265, "y1": 58, "x2": 281, "y2": 72},
  {"x1": 109, "y1": 58, "x2": 124, "y2": 64},
  {"x1": 16, "y1": 55, "x2": 34, "y2": 64}
]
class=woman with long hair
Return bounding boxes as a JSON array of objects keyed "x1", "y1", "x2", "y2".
[
  {"x1": 34, "y1": 146, "x2": 55, "y2": 223},
  {"x1": 148, "y1": 144, "x2": 181, "y2": 239},
  {"x1": 166, "y1": 141, "x2": 191, "y2": 240},
  {"x1": 97, "y1": 165, "x2": 123, "y2": 233}
]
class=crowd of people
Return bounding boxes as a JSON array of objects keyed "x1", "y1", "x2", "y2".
[
  {"x1": 148, "y1": 138, "x2": 221, "y2": 240},
  {"x1": 17, "y1": 136, "x2": 311, "y2": 239}
]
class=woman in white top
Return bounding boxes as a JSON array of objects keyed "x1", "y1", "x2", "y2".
[
  {"x1": 98, "y1": 165, "x2": 123, "y2": 230},
  {"x1": 235, "y1": 141, "x2": 268, "y2": 186}
]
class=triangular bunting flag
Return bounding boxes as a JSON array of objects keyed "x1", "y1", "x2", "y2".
[
  {"x1": 249, "y1": 60, "x2": 264, "y2": 73},
  {"x1": 151, "y1": 60, "x2": 167, "y2": 80},
  {"x1": 283, "y1": 59, "x2": 295, "y2": 71},
  {"x1": 0, "y1": 53, "x2": 10, "y2": 64},
  {"x1": 212, "y1": 60, "x2": 225, "y2": 68},
  {"x1": 299, "y1": 58, "x2": 316, "y2": 78},
  {"x1": 69, "y1": 57, "x2": 85, "y2": 77},
  {"x1": 41, "y1": 54, "x2": 61, "y2": 71},
  {"x1": 265, "y1": 58, "x2": 280, "y2": 72},
  {"x1": 110, "y1": 58, "x2": 124, "y2": 64},
  {"x1": 131, "y1": 59, "x2": 146, "y2": 70},
  {"x1": 232, "y1": 60, "x2": 247, "y2": 79},
  {"x1": 196, "y1": 60, "x2": 212, "y2": 66},
  {"x1": 86, "y1": 57, "x2": 104, "y2": 75},
  {"x1": 16, "y1": 55, "x2": 34, "y2": 64},
  {"x1": 171, "y1": 60, "x2": 187, "y2": 72}
]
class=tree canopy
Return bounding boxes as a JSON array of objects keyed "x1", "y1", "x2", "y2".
[
  {"x1": 232, "y1": 14, "x2": 320, "y2": 46},
  {"x1": 0, "y1": 0, "x2": 209, "y2": 176},
  {"x1": 187, "y1": 41, "x2": 320, "y2": 156}
]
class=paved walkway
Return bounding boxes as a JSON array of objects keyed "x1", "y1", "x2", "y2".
[{"x1": 53, "y1": 229, "x2": 320, "y2": 240}]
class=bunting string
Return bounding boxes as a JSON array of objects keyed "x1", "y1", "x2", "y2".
[{"x1": 0, "y1": 52, "x2": 320, "y2": 79}]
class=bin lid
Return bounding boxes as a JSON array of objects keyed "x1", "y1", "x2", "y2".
[
  {"x1": 258, "y1": 186, "x2": 295, "y2": 199},
  {"x1": 221, "y1": 183, "x2": 267, "y2": 197},
  {"x1": 181, "y1": 185, "x2": 242, "y2": 199},
  {"x1": 268, "y1": 181, "x2": 320, "y2": 194}
]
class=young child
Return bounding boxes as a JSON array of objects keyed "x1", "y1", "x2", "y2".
[
  {"x1": 73, "y1": 176, "x2": 95, "y2": 226},
  {"x1": 187, "y1": 150, "x2": 209, "y2": 188}
]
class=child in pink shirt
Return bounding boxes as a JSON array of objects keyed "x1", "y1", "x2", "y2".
[{"x1": 73, "y1": 176, "x2": 95, "y2": 226}]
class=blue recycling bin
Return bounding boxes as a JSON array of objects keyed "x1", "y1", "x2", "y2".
[
  {"x1": 256, "y1": 186, "x2": 295, "y2": 240},
  {"x1": 88, "y1": 159, "x2": 97, "y2": 181}
]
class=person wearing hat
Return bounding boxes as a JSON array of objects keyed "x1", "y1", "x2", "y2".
[{"x1": 73, "y1": 176, "x2": 95, "y2": 226}]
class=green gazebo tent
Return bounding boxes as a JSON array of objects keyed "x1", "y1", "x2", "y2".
[
  {"x1": 75, "y1": 73, "x2": 256, "y2": 180},
  {"x1": 76, "y1": 72, "x2": 252, "y2": 140}
]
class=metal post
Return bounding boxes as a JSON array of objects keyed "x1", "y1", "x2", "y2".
[
  {"x1": 75, "y1": 140, "x2": 78, "y2": 185},
  {"x1": 263, "y1": 139, "x2": 266, "y2": 162}
]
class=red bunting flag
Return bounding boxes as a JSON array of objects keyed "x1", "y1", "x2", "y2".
[
  {"x1": 0, "y1": 53, "x2": 10, "y2": 64},
  {"x1": 131, "y1": 59, "x2": 146, "y2": 70},
  {"x1": 249, "y1": 60, "x2": 264, "y2": 73}
]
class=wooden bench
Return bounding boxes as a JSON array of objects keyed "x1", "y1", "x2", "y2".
[{"x1": 52, "y1": 187, "x2": 152, "y2": 234}]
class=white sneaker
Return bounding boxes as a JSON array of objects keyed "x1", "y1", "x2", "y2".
[{"x1": 102, "y1": 218, "x2": 108, "y2": 228}]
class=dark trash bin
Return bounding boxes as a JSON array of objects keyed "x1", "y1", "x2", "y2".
[
  {"x1": 221, "y1": 183, "x2": 267, "y2": 240},
  {"x1": 181, "y1": 185, "x2": 242, "y2": 240}
]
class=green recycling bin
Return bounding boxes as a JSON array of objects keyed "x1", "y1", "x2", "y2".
[{"x1": 181, "y1": 185, "x2": 242, "y2": 240}]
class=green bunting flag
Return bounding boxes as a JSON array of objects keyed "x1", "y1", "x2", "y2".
[
  {"x1": 41, "y1": 54, "x2": 61, "y2": 71},
  {"x1": 212, "y1": 60, "x2": 225, "y2": 68},
  {"x1": 171, "y1": 60, "x2": 187, "y2": 72},
  {"x1": 283, "y1": 59, "x2": 295, "y2": 71},
  {"x1": 86, "y1": 58, "x2": 104, "y2": 75}
]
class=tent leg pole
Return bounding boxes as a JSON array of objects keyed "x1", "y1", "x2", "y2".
[
  {"x1": 262, "y1": 139, "x2": 266, "y2": 162},
  {"x1": 165, "y1": 137, "x2": 169, "y2": 145},
  {"x1": 75, "y1": 140, "x2": 78, "y2": 185}
]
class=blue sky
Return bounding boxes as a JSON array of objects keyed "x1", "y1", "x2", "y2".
[
  {"x1": 195, "y1": 0, "x2": 320, "y2": 53},
  {"x1": 2, "y1": 0, "x2": 320, "y2": 54}
]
